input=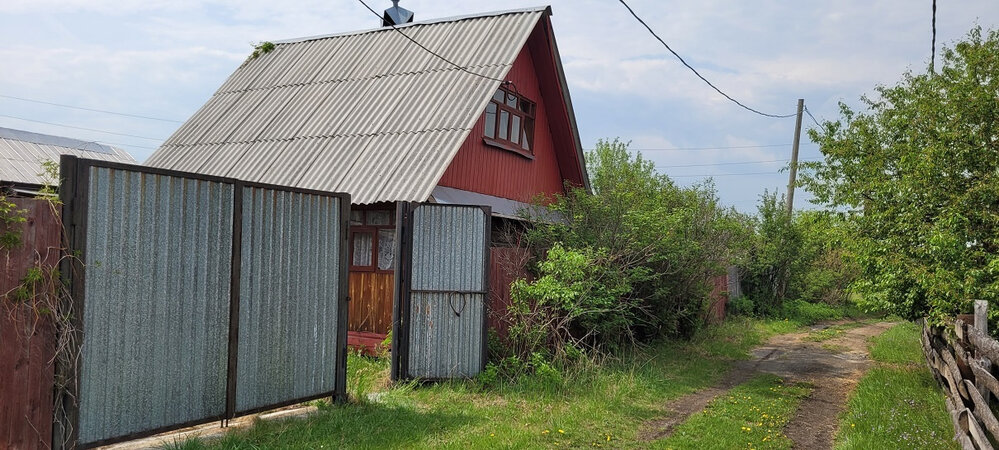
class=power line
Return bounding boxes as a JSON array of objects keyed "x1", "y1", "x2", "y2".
[
  {"x1": 0, "y1": 94, "x2": 183, "y2": 123},
  {"x1": 616, "y1": 0, "x2": 796, "y2": 119},
  {"x1": 656, "y1": 157, "x2": 820, "y2": 169},
  {"x1": 356, "y1": 0, "x2": 509, "y2": 85},
  {"x1": 0, "y1": 114, "x2": 166, "y2": 141},
  {"x1": 804, "y1": 106, "x2": 821, "y2": 128},
  {"x1": 668, "y1": 171, "x2": 783, "y2": 178},
  {"x1": 585, "y1": 143, "x2": 792, "y2": 152}
]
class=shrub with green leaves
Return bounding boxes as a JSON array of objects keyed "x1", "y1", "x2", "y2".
[{"x1": 517, "y1": 139, "x2": 749, "y2": 356}]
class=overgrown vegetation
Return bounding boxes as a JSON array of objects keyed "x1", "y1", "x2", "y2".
[
  {"x1": 801, "y1": 27, "x2": 999, "y2": 323},
  {"x1": 502, "y1": 138, "x2": 746, "y2": 368},
  {"x1": 738, "y1": 192, "x2": 860, "y2": 317},
  {"x1": 835, "y1": 322, "x2": 956, "y2": 449}
]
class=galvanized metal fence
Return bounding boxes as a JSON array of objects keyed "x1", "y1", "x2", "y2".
[
  {"x1": 54, "y1": 156, "x2": 349, "y2": 449},
  {"x1": 392, "y1": 203, "x2": 490, "y2": 380}
]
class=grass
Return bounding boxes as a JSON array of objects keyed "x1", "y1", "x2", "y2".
[
  {"x1": 170, "y1": 316, "x2": 808, "y2": 449},
  {"x1": 803, "y1": 321, "x2": 869, "y2": 342},
  {"x1": 834, "y1": 321, "x2": 957, "y2": 449},
  {"x1": 653, "y1": 374, "x2": 811, "y2": 450}
]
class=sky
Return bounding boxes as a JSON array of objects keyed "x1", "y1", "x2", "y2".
[{"x1": 1, "y1": 0, "x2": 997, "y2": 212}]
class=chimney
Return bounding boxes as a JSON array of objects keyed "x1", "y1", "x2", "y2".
[{"x1": 382, "y1": 0, "x2": 414, "y2": 27}]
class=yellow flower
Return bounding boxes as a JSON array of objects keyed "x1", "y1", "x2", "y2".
[
  {"x1": 558, "y1": 429, "x2": 565, "y2": 434},
  {"x1": 543, "y1": 430, "x2": 550, "y2": 434}
]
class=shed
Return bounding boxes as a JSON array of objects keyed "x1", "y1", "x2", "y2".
[{"x1": 0, "y1": 127, "x2": 135, "y2": 193}]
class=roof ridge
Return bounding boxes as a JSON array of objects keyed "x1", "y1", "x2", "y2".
[{"x1": 271, "y1": 6, "x2": 550, "y2": 45}]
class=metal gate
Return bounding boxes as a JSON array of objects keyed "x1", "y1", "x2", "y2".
[
  {"x1": 55, "y1": 157, "x2": 349, "y2": 448},
  {"x1": 391, "y1": 203, "x2": 491, "y2": 380}
]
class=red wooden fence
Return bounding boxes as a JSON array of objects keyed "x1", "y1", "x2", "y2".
[
  {"x1": 1, "y1": 198, "x2": 61, "y2": 450},
  {"x1": 706, "y1": 274, "x2": 729, "y2": 324}
]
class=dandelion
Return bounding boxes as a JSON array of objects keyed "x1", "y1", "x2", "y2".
[
  {"x1": 543, "y1": 430, "x2": 550, "y2": 434},
  {"x1": 558, "y1": 429, "x2": 565, "y2": 434}
]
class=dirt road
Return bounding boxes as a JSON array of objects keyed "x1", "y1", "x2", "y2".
[{"x1": 643, "y1": 321, "x2": 894, "y2": 449}]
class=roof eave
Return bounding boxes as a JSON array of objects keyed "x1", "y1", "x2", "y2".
[{"x1": 542, "y1": 12, "x2": 591, "y2": 193}]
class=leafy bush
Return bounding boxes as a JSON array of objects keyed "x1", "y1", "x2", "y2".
[
  {"x1": 521, "y1": 139, "x2": 748, "y2": 352},
  {"x1": 728, "y1": 295, "x2": 755, "y2": 317},
  {"x1": 742, "y1": 193, "x2": 859, "y2": 317}
]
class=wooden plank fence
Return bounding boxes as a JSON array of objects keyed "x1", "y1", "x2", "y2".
[
  {"x1": 922, "y1": 300, "x2": 999, "y2": 449},
  {"x1": 0, "y1": 198, "x2": 61, "y2": 450}
]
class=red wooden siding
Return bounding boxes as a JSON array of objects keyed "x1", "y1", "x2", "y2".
[
  {"x1": 488, "y1": 247, "x2": 531, "y2": 341},
  {"x1": 1, "y1": 199, "x2": 60, "y2": 450},
  {"x1": 438, "y1": 17, "x2": 581, "y2": 203}
]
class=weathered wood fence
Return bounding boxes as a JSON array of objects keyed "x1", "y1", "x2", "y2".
[
  {"x1": 0, "y1": 198, "x2": 61, "y2": 450},
  {"x1": 922, "y1": 300, "x2": 999, "y2": 449}
]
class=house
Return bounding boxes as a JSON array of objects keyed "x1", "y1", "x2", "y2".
[
  {"x1": 0, "y1": 127, "x2": 135, "y2": 193},
  {"x1": 145, "y1": 5, "x2": 589, "y2": 351}
]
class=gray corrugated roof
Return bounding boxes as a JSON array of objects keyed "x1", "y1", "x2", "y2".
[
  {"x1": 0, "y1": 127, "x2": 136, "y2": 186},
  {"x1": 146, "y1": 7, "x2": 550, "y2": 204}
]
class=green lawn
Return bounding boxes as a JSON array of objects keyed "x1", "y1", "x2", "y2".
[
  {"x1": 834, "y1": 322, "x2": 957, "y2": 449},
  {"x1": 169, "y1": 316, "x2": 803, "y2": 449},
  {"x1": 652, "y1": 374, "x2": 811, "y2": 450}
]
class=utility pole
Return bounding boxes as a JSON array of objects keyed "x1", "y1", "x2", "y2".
[{"x1": 785, "y1": 98, "x2": 804, "y2": 216}]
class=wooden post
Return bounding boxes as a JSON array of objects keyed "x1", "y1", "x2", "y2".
[
  {"x1": 974, "y1": 300, "x2": 992, "y2": 406},
  {"x1": 785, "y1": 99, "x2": 804, "y2": 217},
  {"x1": 976, "y1": 300, "x2": 989, "y2": 335}
]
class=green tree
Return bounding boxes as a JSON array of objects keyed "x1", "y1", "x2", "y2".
[{"x1": 801, "y1": 27, "x2": 999, "y2": 321}]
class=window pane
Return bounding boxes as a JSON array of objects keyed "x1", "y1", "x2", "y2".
[
  {"x1": 352, "y1": 232, "x2": 373, "y2": 266},
  {"x1": 493, "y1": 90, "x2": 505, "y2": 102},
  {"x1": 485, "y1": 102, "x2": 497, "y2": 138},
  {"x1": 499, "y1": 110, "x2": 509, "y2": 140},
  {"x1": 506, "y1": 92, "x2": 517, "y2": 107},
  {"x1": 523, "y1": 118, "x2": 534, "y2": 151},
  {"x1": 510, "y1": 115, "x2": 521, "y2": 145},
  {"x1": 350, "y1": 210, "x2": 363, "y2": 226},
  {"x1": 377, "y1": 229, "x2": 395, "y2": 271},
  {"x1": 519, "y1": 98, "x2": 532, "y2": 114},
  {"x1": 366, "y1": 210, "x2": 391, "y2": 225}
]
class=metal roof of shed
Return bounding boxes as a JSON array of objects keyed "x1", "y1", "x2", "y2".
[
  {"x1": 145, "y1": 7, "x2": 552, "y2": 204},
  {"x1": 0, "y1": 127, "x2": 135, "y2": 187}
]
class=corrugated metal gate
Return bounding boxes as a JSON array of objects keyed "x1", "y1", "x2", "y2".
[
  {"x1": 54, "y1": 156, "x2": 349, "y2": 448},
  {"x1": 391, "y1": 203, "x2": 490, "y2": 380}
]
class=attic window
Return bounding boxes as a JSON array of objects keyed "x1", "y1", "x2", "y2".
[{"x1": 484, "y1": 87, "x2": 536, "y2": 158}]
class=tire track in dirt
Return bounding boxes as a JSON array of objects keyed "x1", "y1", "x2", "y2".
[{"x1": 641, "y1": 321, "x2": 894, "y2": 448}]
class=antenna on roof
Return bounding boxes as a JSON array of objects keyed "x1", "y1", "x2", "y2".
[{"x1": 382, "y1": 0, "x2": 414, "y2": 26}]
